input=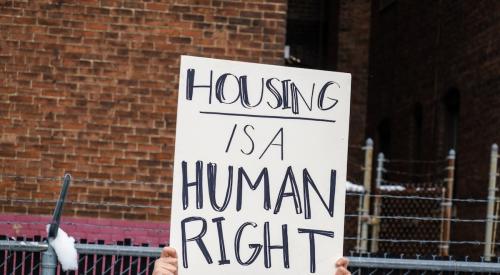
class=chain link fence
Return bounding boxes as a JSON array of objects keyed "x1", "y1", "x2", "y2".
[
  {"x1": 3, "y1": 240, "x2": 500, "y2": 274},
  {"x1": 374, "y1": 156, "x2": 449, "y2": 255},
  {"x1": 343, "y1": 141, "x2": 500, "y2": 262},
  {"x1": 0, "y1": 240, "x2": 159, "y2": 275},
  {"x1": 1, "y1": 141, "x2": 500, "y2": 273}
]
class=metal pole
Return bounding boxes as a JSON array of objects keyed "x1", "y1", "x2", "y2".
[
  {"x1": 370, "y1": 152, "x2": 384, "y2": 253},
  {"x1": 48, "y1": 174, "x2": 72, "y2": 238},
  {"x1": 358, "y1": 138, "x2": 373, "y2": 253},
  {"x1": 485, "y1": 144, "x2": 498, "y2": 261},
  {"x1": 439, "y1": 149, "x2": 455, "y2": 256},
  {"x1": 375, "y1": 153, "x2": 384, "y2": 190},
  {"x1": 41, "y1": 245, "x2": 58, "y2": 275},
  {"x1": 439, "y1": 185, "x2": 446, "y2": 254},
  {"x1": 43, "y1": 174, "x2": 72, "y2": 275},
  {"x1": 491, "y1": 199, "x2": 500, "y2": 258}
]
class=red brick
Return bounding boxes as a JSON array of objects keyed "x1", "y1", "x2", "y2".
[
  {"x1": 169, "y1": 36, "x2": 192, "y2": 44},
  {"x1": 146, "y1": 2, "x2": 167, "y2": 11},
  {"x1": 0, "y1": 0, "x2": 287, "y2": 225},
  {"x1": 86, "y1": 22, "x2": 108, "y2": 31}
]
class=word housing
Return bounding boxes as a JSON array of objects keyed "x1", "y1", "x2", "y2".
[{"x1": 185, "y1": 69, "x2": 341, "y2": 115}]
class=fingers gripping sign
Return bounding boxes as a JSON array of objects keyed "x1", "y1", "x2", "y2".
[
  {"x1": 334, "y1": 257, "x2": 350, "y2": 275},
  {"x1": 152, "y1": 247, "x2": 350, "y2": 275},
  {"x1": 154, "y1": 247, "x2": 179, "y2": 275}
]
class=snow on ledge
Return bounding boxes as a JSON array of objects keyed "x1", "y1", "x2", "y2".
[
  {"x1": 346, "y1": 181, "x2": 365, "y2": 192},
  {"x1": 378, "y1": 185, "x2": 406, "y2": 192},
  {"x1": 46, "y1": 225, "x2": 78, "y2": 271}
]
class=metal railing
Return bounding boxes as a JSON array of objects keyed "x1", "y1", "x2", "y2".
[
  {"x1": 0, "y1": 240, "x2": 161, "y2": 274},
  {"x1": 3, "y1": 240, "x2": 500, "y2": 274},
  {"x1": 2, "y1": 141, "x2": 500, "y2": 274}
]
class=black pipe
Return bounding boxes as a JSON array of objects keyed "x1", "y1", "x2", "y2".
[{"x1": 48, "y1": 174, "x2": 72, "y2": 239}]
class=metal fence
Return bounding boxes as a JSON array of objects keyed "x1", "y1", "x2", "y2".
[
  {"x1": 3, "y1": 240, "x2": 500, "y2": 274},
  {"x1": 0, "y1": 240, "x2": 160, "y2": 275},
  {"x1": 343, "y1": 141, "x2": 500, "y2": 260},
  {"x1": 1, "y1": 141, "x2": 500, "y2": 274}
]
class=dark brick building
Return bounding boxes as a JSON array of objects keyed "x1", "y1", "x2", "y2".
[
  {"x1": 287, "y1": 0, "x2": 500, "y2": 257},
  {"x1": 286, "y1": 0, "x2": 371, "y2": 182},
  {"x1": 366, "y1": 0, "x2": 500, "y2": 256}
]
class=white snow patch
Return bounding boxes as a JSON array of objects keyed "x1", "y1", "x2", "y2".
[
  {"x1": 416, "y1": 187, "x2": 439, "y2": 192},
  {"x1": 346, "y1": 181, "x2": 365, "y2": 192},
  {"x1": 378, "y1": 185, "x2": 406, "y2": 192},
  {"x1": 46, "y1": 225, "x2": 78, "y2": 271}
]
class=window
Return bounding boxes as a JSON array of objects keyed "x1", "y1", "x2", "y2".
[
  {"x1": 378, "y1": 118, "x2": 392, "y2": 158},
  {"x1": 442, "y1": 88, "x2": 460, "y2": 151},
  {"x1": 378, "y1": 0, "x2": 396, "y2": 12},
  {"x1": 412, "y1": 103, "x2": 423, "y2": 161}
]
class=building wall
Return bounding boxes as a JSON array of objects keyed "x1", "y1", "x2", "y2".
[
  {"x1": 285, "y1": 0, "x2": 371, "y2": 254},
  {"x1": 366, "y1": 0, "x2": 500, "y2": 256},
  {"x1": 0, "y1": 0, "x2": 287, "y2": 243},
  {"x1": 286, "y1": 0, "x2": 371, "y2": 183},
  {"x1": 285, "y1": 0, "x2": 325, "y2": 68},
  {"x1": 336, "y1": 0, "x2": 371, "y2": 183}
]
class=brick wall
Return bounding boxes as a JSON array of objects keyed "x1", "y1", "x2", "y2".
[
  {"x1": 0, "y1": 0, "x2": 287, "y2": 240},
  {"x1": 366, "y1": 0, "x2": 500, "y2": 256},
  {"x1": 1, "y1": 213, "x2": 170, "y2": 245}
]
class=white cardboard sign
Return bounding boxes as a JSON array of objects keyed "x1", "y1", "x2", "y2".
[{"x1": 170, "y1": 56, "x2": 351, "y2": 275}]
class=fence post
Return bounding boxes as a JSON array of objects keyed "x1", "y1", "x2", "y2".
[
  {"x1": 358, "y1": 138, "x2": 374, "y2": 253},
  {"x1": 41, "y1": 245, "x2": 58, "y2": 275},
  {"x1": 370, "y1": 152, "x2": 385, "y2": 253},
  {"x1": 485, "y1": 143, "x2": 498, "y2": 261},
  {"x1": 439, "y1": 149, "x2": 456, "y2": 256},
  {"x1": 375, "y1": 153, "x2": 384, "y2": 189}
]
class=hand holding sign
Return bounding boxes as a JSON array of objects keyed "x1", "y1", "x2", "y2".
[
  {"x1": 170, "y1": 56, "x2": 351, "y2": 275},
  {"x1": 335, "y1": 257, "x2": 350, "y2": 275},
  {"x1": 152, "y1": 247, "x2": 351, "y2": 275},
  {"x1": 153, "y1": 247, "x2": 178, "y2": 275}
]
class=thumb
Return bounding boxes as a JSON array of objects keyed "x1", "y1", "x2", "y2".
[{"x1": 161, "y1": 247, "x2": 177, "y2": 258}]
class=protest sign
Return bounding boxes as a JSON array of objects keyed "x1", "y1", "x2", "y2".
[{"x1": 170, "y1": 55, "x2": 351, "y2": 275}]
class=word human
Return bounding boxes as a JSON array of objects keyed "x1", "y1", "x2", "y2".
[
  {"x1": 185, "y1": 68, "x2": 341, "y2": 114},
  {"x1": 180, "y1": 160, "x2": 337, "y2": 273},
  {"x1": 181, "y1": 161, "x2": 337, "y2": 219}
]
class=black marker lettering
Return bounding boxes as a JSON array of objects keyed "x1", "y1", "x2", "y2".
[
  {"x1": 290, "y1": 82, "x2": 314, "y2": 114},
  {"x1": 207, "y1": 163, "x2": 233, "y2": 212},
  {"x1": 281, "y1": 79, "x2": 291, "y2": 109},
  {"x1": 212, "y1": 217, "x2": 230, "y2": 265},
  {"x1": 215, "y1": 73, "x2": 241, "y2": 104},
  {"x1": 182, "y1": 160, "x2": 203, "y2": 210},
  {"x1": 274, "y1": 166, "x2": 302, "y2": 215},
  {"x1": 263, "y1": 222, "x2": 289, "y2": 269},
  {"x1": 225, "y1": 124, "x2": 238, "y2": 153},
  {"x1": 297, "y1": 228, "x2": 335, "y2": 273},
  {"x1": 240, "y1": 76, "x2": 264, "y2": 108},
  {"x1": 303, "y1": 169, "x2": 336, "y2": 219},
  {"x1": 259, "y1": 128, "x2": 284, "y2": 160},
  {"x1": 266, "y1": 78, "x2": 283, "y2": 109},
  {"x1": 181, "y1": 216, "x2": 213, "y2": 268},
  {"x1": 237, "y1": 167, "x2": 271, "y2": 211},
  {"x1": 234, "y1": 222, "x2": 262, "y2": 265},
  {"x1": 241, "y1": 125, "x2": 255, "y2": 155},
  {"x1": 186, "y1": 69, "x2": 213, "y2": 103},
  {"x1": 318, "y1": 81, "x2": 339, "y2": 110}
]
